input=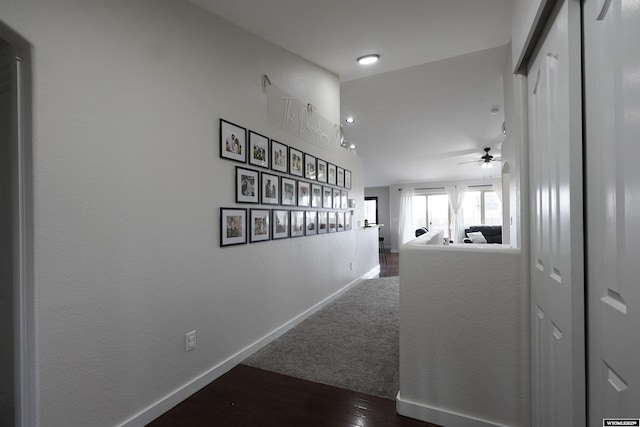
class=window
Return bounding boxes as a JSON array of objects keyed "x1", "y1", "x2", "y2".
[
  {"x1": 364, "y1": 197, "x2": 378, "y2": 224},
  {"x1": 412, "y1": 194, "x2": 450, "y2": 237},
  {"x1": 462, "y1": 190, "x2": 502, "y2": 226}
]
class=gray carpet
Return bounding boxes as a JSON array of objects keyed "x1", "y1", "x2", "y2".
[{"x1": 242, "y1": 276, "x2": 400, "y2": 400}]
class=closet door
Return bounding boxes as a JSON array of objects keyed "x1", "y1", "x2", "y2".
[
  {"x1": 584, "y1": 0, "x2": 640, "y2": 424},
  {"x1": 527, "y1": 0, "x2": 585, "y2": 425}
]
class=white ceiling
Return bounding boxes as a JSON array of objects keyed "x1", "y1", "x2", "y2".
[{"x1": 190, "y1": 0, "x2": 513, "y2": 186}]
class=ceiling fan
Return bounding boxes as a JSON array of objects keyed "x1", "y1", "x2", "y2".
[{"x1": 459, "y1": 147, "x2": 501, "y2": 169}]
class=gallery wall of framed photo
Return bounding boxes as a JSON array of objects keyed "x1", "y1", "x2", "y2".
[{"x1": 219, "y1": 118, "x2": 354, "y2": 246}]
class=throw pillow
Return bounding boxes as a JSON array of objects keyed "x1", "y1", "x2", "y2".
[{"x1": 467, "y1": 231, "x2": 487, "y2": 244}]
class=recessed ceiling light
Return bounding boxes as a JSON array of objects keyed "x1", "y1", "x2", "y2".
[
  {"x1": 357, "y1": 54, "x2": 380, "y2": 65},
  {"x1": 345, "y1": 116, "x2": 355, "y2": 123}
]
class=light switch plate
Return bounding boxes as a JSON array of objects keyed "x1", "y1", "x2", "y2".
[{"x1": 186, "y1": 330, "x2": 196, "y2": 352}]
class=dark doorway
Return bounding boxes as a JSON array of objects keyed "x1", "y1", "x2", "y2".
[{"x1": 0, "y1": 35, "x2": 16, "y2": 426}]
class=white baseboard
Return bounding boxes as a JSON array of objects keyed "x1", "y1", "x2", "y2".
[
  {"x1": 119, "y1": 265, "x2": 380, "y2": 427},
  {"x1": 396, "y1": 392, "x2": 511, "y2": 427}
]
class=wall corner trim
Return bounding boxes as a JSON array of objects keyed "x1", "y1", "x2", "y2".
[
  {"x1": 396, "y1": 393, "x2": 511, "y2": 427},
  {"x1": 118, "y1": 265, "x2": 381, "y2": 426}
]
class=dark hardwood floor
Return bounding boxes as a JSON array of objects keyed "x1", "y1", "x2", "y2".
[
  {"x1": 149, "y1": 253, "x2": 422, "y2": 427},
  {"x1": 379, "y1": 252, "x2": 399, "y2": 277},
  {"x1": 148, "y1": 365, "x2": 438, "y2": 427}
]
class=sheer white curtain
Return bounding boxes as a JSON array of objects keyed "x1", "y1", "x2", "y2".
[
  {"x1": 398, "y1": 188, "x2": 415, "y2": 246},
  {"x1": 446, "y1": 185, "x2": 467, "y2": 243},
  {"x1": 493, "y1": 182, "x2": 503, "y2": 203}
]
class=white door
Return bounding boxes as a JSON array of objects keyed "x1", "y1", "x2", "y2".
[
  {"x1": 584, "y1": 0, "x2": 640, "y2": 425},
  {"x1": 527, "y1": 0, "x2": 585, "y2": 426}
]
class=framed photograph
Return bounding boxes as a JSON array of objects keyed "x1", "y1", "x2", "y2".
[
  {"x1": 311, "y1": 184, "x2": 322, "y2": 208},
  {"x1": 322, "y1": 186, "x2": 333, "y2": 209},
  {"x1": 328, "y1": 211, "x2": 338, "y2": 233},
  {"x1": 250, "y1": 209, "x2": 270, "y2": 242},
  {"x1": 272, "y1": 210, "x2": 289, "y2": 239},
  {"x1": 248, "y1": 131, "x2": 269, "y2": 169},
  {"x1": 281, "y1": 177, "x2": 297, "y2": 206},
  {"x1": 220, "y1": 208, "x2": 247, "y2": 246},
  {"x1": 317, "y1": 211, "x2": 328, "y2": 234},
  {"x1": 337, "y1": 211, "x2": 345, "y2": 232},
  {"x1": 304, "y1": 154, "x2": 317, "y2": 180},
  {"x1": 236, "y1": 167, "x2": 259, "y2": 204},
  {"x1": 271, "y1": 140, "x2": 288, "y2": 173},
  {"x1": 328, "y1": 163, "x2": 337, "y2": 185},
  {"x1": 261, "y1": 172, "x2": 279, "y2": 205},
  {"x1": 345, "y1": 212, "x2": 353, "y2": 231},
  {"x1": 220, "y1": 119, "x2": 246, "y2": 163},
  {"x1": 317, "y1": 159, "x2": 327, "y2": 183},
  {"x1": 298, "y1": 181, "x2": 311, "y2": 207},
  {"x1": 305, "y1": 211, "x2": 317, "y2": 235},
  {"x1": 337, "y1": 167, "x2": 345, "y2": 187},
  {"x1": 290, "y1": 210, "x2": 305, "y2": 237},
  {"x1": 332, "y1": 188, "x2": 341, "y2": 209},
  {"x1": 344, "y1": 169, "x2": 352, "y2": 189},
  {"x1": 289, "y1": 148, "x2": 303, "y2": 177},
  {"x1": 341, "y1": 190, "x2": 348, "y2": 210}
]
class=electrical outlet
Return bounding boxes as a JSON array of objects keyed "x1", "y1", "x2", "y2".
[{"x1": 186, "y1": 330, "x2": 196, "y2": 352}]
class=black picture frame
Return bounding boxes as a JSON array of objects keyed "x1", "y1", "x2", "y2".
[
  {"x1": 345, "y1": 212, "x2": 353, "y2": 231},
  {"x1": 332, "y1": 188, "x2": 341, "y2": 209},
  {"x1": 220, "y1": 207, "x2": 247, "y2": 246},
  {"x1": 328, "y1": 211, "x2": 338, "y2": 233},
  {"x1": 248, "y1": 131, "x2": 269, "y2": 169},
  {"x1": 272, "y1": 209, "x2": 290, "y2": 239},
  {"x1": 220, "y1": 119, "x2": 247, "y2": 163},
  {"x1": 337, "y1": 211, "x2": 345, "y2": 232},
  {"x1": 337, "y1": 167, "x2": 345, "y2": 188},
  {"x1": 236, "y1": 167, "x2": 259, "y2": 204},
  {"x1": 311, "y1": 184, "x2": 322, "y2": 208},
  {"x1": 249, "y1": 209, "x2": 271, "y2": 242},
  {"x1": 304, "y1": 153, "x2": 317, "y2": 180},
  {"x1": 271, "y1": 140, "x2": 288, "y2": 173},
  {"x1": 289, "y1": 148, "x2": 303, "y2": 177},
  {"x1": 281, "y1": 177, "x2": 297, "y2": 206},
  {"x1": 317, "y1": 211, "x2": 328, "y2": 234},
  {"x1": 327, "y1": 163, "x2": 337, "y2": 185},
  {"x1": 344, "y1": 169, "x2": 352, "y2": 189},
  {"x1": 298, "y1": 181, "x2": 311, "y2": 207},
  {"x1": 322, "y1": 186, "x2": 333, "y2": 209},
  {"x1": 305, "y1": 211, "x2": 317, "y2": 235},
  {"x1": 341, "y1": 190, "x2": 348, "y2": 210},
  {"x1": 261, "y1": 172, "x2": 279, "y2": 205},
  {"x1": 317, "y1": 159, "x2": 327, "y2": 183},
  {"x1": 290, "y1": 210, "x2": 305, "y2": 237}
]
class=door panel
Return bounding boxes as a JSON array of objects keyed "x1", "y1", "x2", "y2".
[
  {"x1": 584, "y1": 0, "x2": 640, "y2": 424},
  {"x1": 527, "y1": 1, "x2": 585, "y2": 426}
]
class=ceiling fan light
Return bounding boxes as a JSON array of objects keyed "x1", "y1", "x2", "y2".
[
  {"x1": 481, "y1": 161, "x2": 493, "y2": 169},
  {"x1": 357, "y1": 54, "x2": 380, "y2": 65}
]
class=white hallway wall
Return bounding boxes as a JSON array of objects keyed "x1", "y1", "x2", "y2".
[{"x1": 0, "y1": 0, "x2": 377, "y2": 425}]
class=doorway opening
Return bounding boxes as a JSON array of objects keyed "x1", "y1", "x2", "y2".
[{"x1": 0, "y1": 22, "x2": 33, "y2": 427}]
